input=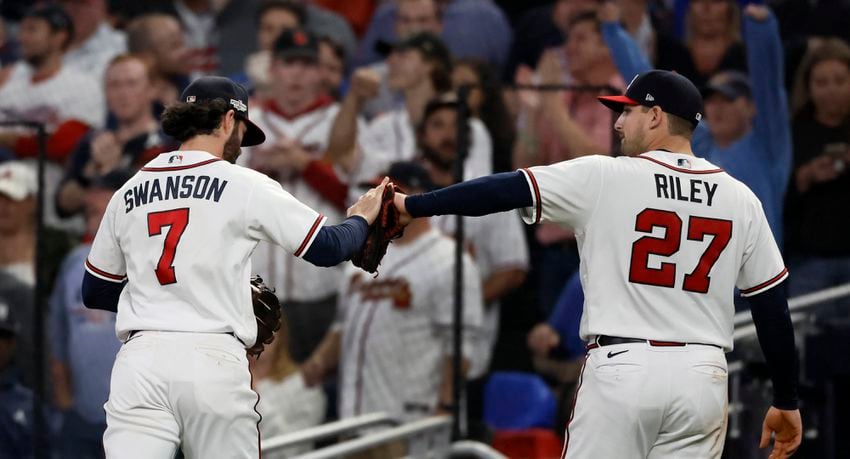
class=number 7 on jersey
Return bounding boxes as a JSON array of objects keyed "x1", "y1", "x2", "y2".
[{"x1": 147, "y1": 208, "x2": 190, "y2": 285}]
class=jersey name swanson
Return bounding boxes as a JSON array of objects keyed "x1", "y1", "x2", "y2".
[{"x1": 123, "y1": 174, "x2": 228, "y2": 213}]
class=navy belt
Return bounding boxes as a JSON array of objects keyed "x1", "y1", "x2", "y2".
[{"x1": 586, "y1": 335, "x2": 721, "y2": 350}]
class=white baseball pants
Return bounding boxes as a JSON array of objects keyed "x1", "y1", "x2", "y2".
[
  {"x1": 103, "y1": 331, "x2": 260, "y2": 458},
  {"x1": 562, "y1": 341, "x2": 728, "y2": 458}
]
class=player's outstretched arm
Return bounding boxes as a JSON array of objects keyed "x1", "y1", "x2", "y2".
[
  {"x1": 747, "y1": 283, "x2": 803, "y2": 458},
  {"x1": 397, "y1": 171, "x2": 533, "y2": 219},
  {"x1": 301, "y1": 179, "x2": 388, "y2": 267}
]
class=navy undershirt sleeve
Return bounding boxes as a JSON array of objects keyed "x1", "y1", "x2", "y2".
[
  {"x1": 405, "y1": 171, "x2": 533, "y2": 218},
  {"x1": 303, "y1": 216, "x2": 369, "y2": 267},
  {"x1": 82, "y1": 271, "x2": 125, "y2": 313},
  {"x1": 747, "y1": 282, "x2": 799, "y2": 410}
]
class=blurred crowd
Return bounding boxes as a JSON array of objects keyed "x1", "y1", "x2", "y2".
[{"x1": 0, "y1": 0, "x2": 848, "y2": 457}]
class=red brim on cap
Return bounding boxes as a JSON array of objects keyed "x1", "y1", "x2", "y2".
[{"x1": 597, "y1": 95, "x2": 640, "y2": 112}]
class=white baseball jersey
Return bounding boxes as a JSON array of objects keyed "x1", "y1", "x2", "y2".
[
  {"x1": 521, "y1": 150, "x2": 787, "y2": 351},
  {"x1": 0, "y1": 63, "x2": 105, "y2": 131},
  {"x1": 432, "y1": 212, "x2": 529, "y2": 378},
  {"x1": 85, "y1": 150, "x2": 327, "y2": 346},
  {"x1": 0, "y1": 63, "x2": 105, "y2": 233},
  {"x1": 335, "y1": 228, "x2": 484, "y2": 422},
  {"x1": 354, "y1": 108, "x2": 493, "y2": 186},
  {"x1": 242, "y1": 100, "x2": 357, "y2": 302}
]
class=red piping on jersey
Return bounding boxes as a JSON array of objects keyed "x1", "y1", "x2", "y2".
[
  {"x1": 741, "y1": 267, "x2": 789, "y2": 295},
  {"x1": 562, "y1": 356, "x2": 588, "y2": 459},
  {"x1": 141, "y1": 158, "x2": 222, "y2": 172},
  {"x1": 522, "y1": 168, "x2": 542, "y2": 224},
  {"x1": 85, "y1": 259, "x2": 126, "y2": 281},
  {"x1": 294, "y1": 214, "x2": 325, "y2": 257},
  {"x1": 637, "y1": 155, "x2": 724, "y2": 174}
]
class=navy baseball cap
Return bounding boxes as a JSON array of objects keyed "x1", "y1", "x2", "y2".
[
  {"x1": 702, "y1": 71, "x2": 752, "y2": 101},
  {"x1": 598, "y1": 70, "x2": 704, "y2": 127},
  {"x1": 274, "y1": 28, "x2": 319, "y2": 62},
  {"x1": 180, "y1": 76, "x2": 266, "y2": 147},
  {"x1": 376, "y1": 32, "x2": 452, "y2": 71}
]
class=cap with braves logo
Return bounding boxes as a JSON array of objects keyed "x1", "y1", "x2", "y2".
[
  {"x1": 598, "y1": 70, "x2": 704, "y2": 127},
  {"x1": 0, "y1": 161, "x2": 37, "y2": 201},
  {"x1": 274, "y1": 28, "x2": 319, "y2": 62},
  {"x1": 180, "y1": 76, "x2": 266, "y2": 146}
]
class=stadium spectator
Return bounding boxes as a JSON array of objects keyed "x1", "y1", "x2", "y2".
[
  {"x1": 513, "y1": 10, "x2": 623, "y2": 315},
  {"x1": 785, "y1": 38, "x2": 850, "y2": 315},
  {"x1": 243, "y1": 0, "x2": 305, "y2": 97},
  {"x1": 0, "y1": 162, "x2": 71, "y2": 389},
  {"x1": 249, "y1": 315, "x2": 326, "y2": 458},
  {"x1": 49, "y1": 171, "x2": 127, "y2": 459},
  {"x1": 359, "y1": 0, "x2": 444, "y2": 120},
  {"x1": 526, "y1": 271, "x2": 586, "y2": 434},
  {"x1": 125, "y1": 13, "x2": 191, "y2": 107},
  {"x1": 452, "y1": 59, "x2": 516, "y2": 173},
  {"x1": 0, "y1": 305, "x2": 34, "y2": 459},
  {"x1": 303, "y1": 162, "x2": 484, "y2": 444},
  {"x1": 0, "y1": 163, "x2": 73, "y2": 279},
  {"x1": 356, "y1": 0, "x2": 512, "y2": 75},
  {"x1": 56, "y1": 54, "x2": 173, "y2": 219},
  {"x1": 318, "y1": 36, "x2": 346, "y2": 100},
  {"x1": 503, "y1": 0, "x2": 589, "y2": 83},
  {"x1": 246, "y1": 29, "x2": 351, "y2": 363},
  {"x1": 112, "y1": 0, "x2": 355, "y2": 76},
  {"x1": 0, "y1": 4, "x2": 105, "y2": 159},
  {"x1": 417, "y1": 96, "x2": 528, "y2": 434},
  {"x1": 676, "y1": 0, "x2": 748, "y2": 88},
  {"x1": 602, "y1": 3, "x2": 791, "y2": 243},
  {"x1": 58, "y1": 0, "x2": 127, "y2": 80},
  {"x1": 328, "y1": 33, "x2": 492, "y2": 193}
]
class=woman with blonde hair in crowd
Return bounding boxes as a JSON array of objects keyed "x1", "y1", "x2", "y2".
[
  {"x1": 785, "y1": 37, "x2": 850, "y2": 318},
  {"x1": 250, "y1": 316, "x2": 327, "y2": 458}
]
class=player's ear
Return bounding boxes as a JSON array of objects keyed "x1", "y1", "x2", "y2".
[
  {"x1": 222, "y1": 109, "x2": 236, "y2": 135},
  {"x1": 649, "y1": 106, "x2": 664, "y2": 130}
]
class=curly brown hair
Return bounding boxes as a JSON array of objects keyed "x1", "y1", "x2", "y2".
[{"x1": 160, "y1": 99, "x2": 231, "y2": 142}]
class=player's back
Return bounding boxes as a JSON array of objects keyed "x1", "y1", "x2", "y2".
[
  {"x1": 524, "y1": 150, "x2": 787, "y2": 350},
  {"x1": 89, "y1": 150, "x2": 325, "y2": 345}
]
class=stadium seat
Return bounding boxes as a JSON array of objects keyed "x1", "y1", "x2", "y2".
[{"x1": 483, "y1": 371, "x2": 557, "y2": 429}]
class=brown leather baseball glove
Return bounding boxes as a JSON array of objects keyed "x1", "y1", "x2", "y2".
[
  {"x1": 352, "y1": 183, "x2": 406, "y2": 275},
  {"x1": 247, "y1": 275, "x2": 282, "y2": 357}
]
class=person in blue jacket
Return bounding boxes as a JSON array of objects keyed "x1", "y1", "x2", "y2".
[{"x1": 599, "y1": 2, "x2": 791, "y2": 245}]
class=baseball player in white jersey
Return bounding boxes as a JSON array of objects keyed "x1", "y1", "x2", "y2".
[
  {"x1": 81, "y1": 76, "x2": 388, "y2": 458},
  {"x1": 394, "y1": 70, "x2": 803, "y2": 458},
  {"x1": 302, "y1": 162, "x2": 484, "y2": 425},
  {"x1": 240, "y1": 28, "x2": 366, "y2": 360}
]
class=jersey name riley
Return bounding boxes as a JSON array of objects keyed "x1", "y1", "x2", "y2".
[
  {"x1": 123, "y1": 175, "x2": 228, "y2": 213},
  {"x1": 653, "y1": 174, "x2": 718, "y2": 206}
]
